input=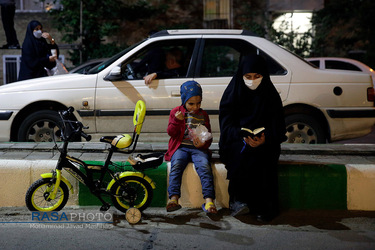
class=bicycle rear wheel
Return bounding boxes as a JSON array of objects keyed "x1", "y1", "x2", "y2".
[
  {"x1": 25, "y1": 178, "x2": 69, "y2": 211},
  {"x1": 110, "y1": 176, "x2": 153, "y2": 213}
]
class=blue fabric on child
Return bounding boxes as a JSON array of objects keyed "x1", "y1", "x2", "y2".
[{"x1": 180, "y1": 80, "x2": 202, "y2": 105}]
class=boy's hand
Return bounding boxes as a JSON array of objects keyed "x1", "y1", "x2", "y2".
[
  {"x1": 192, "y1": 136, "x2": 204, "y2": 148},
  {"x1": 175, "y1": 111, "x2": 184, "y2": 120}
]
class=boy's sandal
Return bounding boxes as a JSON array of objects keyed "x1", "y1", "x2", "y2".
[
  {"x1": 166, "y1": 200, "x2": 182, "y2": 212},
  {"x1": 202, "y1": 202, "x2": 217, "y2": 214}
]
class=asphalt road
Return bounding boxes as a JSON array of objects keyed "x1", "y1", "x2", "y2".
[{"x1": 1, "y1": 207, "x2": 375, "y2": 249}]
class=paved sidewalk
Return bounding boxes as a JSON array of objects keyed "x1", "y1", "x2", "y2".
[{"x1": 0, "y1": 141, "x2": 374, "y2": 164}]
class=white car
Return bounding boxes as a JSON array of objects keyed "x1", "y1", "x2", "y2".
[
  {"x1": 306, "y1": 57, "x2": 375, "y2": 84},
  {"x1": 0, "y1": 30, "x2": 374, "y2": 144}
]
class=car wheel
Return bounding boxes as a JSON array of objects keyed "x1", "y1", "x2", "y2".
[
  {"x1": 18, "y1": 110, "x2": 63, "y2": 142},
  {"x1": 285, "y1": 114, "x2": 326, "y2": 144}
]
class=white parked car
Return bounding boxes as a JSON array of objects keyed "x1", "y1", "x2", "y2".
[
  {"x1": 0, "y1": 30, "x2": 374, "y2": 144},
  {"x1": 306, "y1": 57, "x2": 375, "y2": 84}
]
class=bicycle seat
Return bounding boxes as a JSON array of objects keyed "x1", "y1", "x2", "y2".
[
  {"x1": 100, "y1": 100, "x2": 146, "y2": 152},
  {"x1": 100, "y1": 134, "x2": 132, "y2": 149}
]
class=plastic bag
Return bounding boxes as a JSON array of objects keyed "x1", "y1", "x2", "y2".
[
  {"x1": 188, "y1": 124, "x2": 212, "y2": 142},
  {"x1": 45, "y1": 59, "x2": 69, "y2": 76}
]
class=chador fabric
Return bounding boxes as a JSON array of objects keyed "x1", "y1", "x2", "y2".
[
  {"x1": 219, "y1": 54, "x2": 286, "y2": 219},
  {"x1": 18, "y1": 20, "x2": 58, "y2": 81}
]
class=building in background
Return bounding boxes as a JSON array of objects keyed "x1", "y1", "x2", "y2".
[
  {"x1": 203, "y1": 0, "x2": 232, "y2": 29},
  {"x1": 15, "y1": 0, "x2": 62, "y2": 11}
]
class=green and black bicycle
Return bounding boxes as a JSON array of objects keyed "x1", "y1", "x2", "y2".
[{"x1": 25, "y1": 100, "x2": 163, "y2": 224}]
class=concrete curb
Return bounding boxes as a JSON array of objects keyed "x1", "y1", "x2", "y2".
[
  {"x1": 346, "y1": 164, "x2": 375, "y2": 210},
  {"x1": 0, "y1": 160, "x2": 79, "y2": 207},
  {"x1": 1, "y1": 142, "x2": 374, "y2": 210},
  {"x1": 1, "y1": 159, "x2": 375, "y2": 211}
]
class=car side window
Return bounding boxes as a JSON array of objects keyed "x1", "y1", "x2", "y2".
[
  {"x1": 258, "y1": 50, "x2": 288, "y2": 75},
  {"x1": 199, "y1": 39, "x2": 286, "y2": 77},
  {"x1": 121, "y1": 39, "x2": 196, "y2": 80},
  {"x1": 326, "y1": 60, "x2": 361, "y2": 71},
  {"x1": 199, "y1": 39, "x2": 248, "y2": 77},
  {"x1": 308, "y1": 60, "x2": 320, "y2": 67}
]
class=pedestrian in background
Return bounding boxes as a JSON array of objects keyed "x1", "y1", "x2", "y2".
[
  {"x1": 219, "y1": 54, "x2": 286, "y2": 222},
  {"x1": 18, "y1": 20, "x2": 59, "y2": 81},
  {"x1": 0, "y1": 0, "x2": 20, "y2": 49}
]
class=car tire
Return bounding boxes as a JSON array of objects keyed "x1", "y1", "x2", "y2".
[
  {"x1": 285, "y1": 114, "x2": 326, "y2": 144},
  {"x1": 18, "y1": 110, "x2": 63, "y2": 142}
]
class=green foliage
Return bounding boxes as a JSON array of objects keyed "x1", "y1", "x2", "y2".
[
  {"x1": 236, "y1": 1, "x2": 312, "y2": 57},
  {"x1": 236, "y1": 1, "x2": 266, "y2": 37},
  {"x1": 268, "y1": 19, "x2": 312, "y2": 57},
  {"x1": 156, "y1": 23, "x2": 190, "y2": 31},
  {"x1": 311, "y1": 0, "x2": 375, "y2": 67},
  {"x1": 121, "y1": 0, "x2": 167, "y2": 21},
  {"x1": 43, "y1": 0, "x2": 159, "y2": 65}
]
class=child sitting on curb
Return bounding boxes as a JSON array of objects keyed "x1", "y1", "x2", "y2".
[{"x1": 165, "y1": 80, "x2": 217, "y2": 214}]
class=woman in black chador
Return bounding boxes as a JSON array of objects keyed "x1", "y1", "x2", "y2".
[
  {"x1": 219, "y1": 54, "x2": 286, "y2": 222},
  {"x1": 18, "y1": 20, "x2": 58, "y2": 81}
]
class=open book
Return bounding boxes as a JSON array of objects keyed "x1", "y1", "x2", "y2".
[{"x1": 240, "y1": 127, "x2": 265, "y2": 138}]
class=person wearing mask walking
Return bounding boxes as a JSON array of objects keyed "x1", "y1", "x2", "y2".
[{"x1": 18, "y1": 20, "x2": 59, "y2": 81}]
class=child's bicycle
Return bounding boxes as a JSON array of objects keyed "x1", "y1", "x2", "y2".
[{"x1": 25, "y1": 100, "x2": 163, "y2": 224}]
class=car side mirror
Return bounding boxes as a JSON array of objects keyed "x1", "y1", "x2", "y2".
[{"x1": 104, "y1": 66, "x2": 122, "y2": 81}]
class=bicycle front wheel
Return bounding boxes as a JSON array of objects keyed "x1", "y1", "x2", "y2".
[
  {"x1": 110, "y1": 176, "x2": 153, "y2": 213},
  {"x1": 25, "y1": 178, "x2": 69, "y2": 211}
]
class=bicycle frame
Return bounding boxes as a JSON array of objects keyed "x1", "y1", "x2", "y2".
[
  {"x1": 44, "y1": 135, "x2": 157, "y2": 208},
  {"x1": 28, "y1": 101, "x2": 160, "y2": 214},
  {"x1": 45, "y1": 138, "x2": 119, "y2": 202}
]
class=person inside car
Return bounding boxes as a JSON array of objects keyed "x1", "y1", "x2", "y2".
[
  {"x1": 143, "y1": 47, "x2": 185, "y2": 85},
  {"x1": 133, "y1": 46, "x2": 165, "y2": 77}
]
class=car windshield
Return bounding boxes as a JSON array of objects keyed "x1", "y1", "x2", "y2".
[{"x1": 86, "y1": 40, "x2": 145, "y2": 74}]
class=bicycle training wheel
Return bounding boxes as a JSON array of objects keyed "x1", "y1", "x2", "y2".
[
  {"x1": 25, "y1": 178, "x2": 69, "y2": 211},
  {"x1": 110, "y1": 176, "x2": 153, "y2": 213},
  {"x1": 125, "y1": 207, "x2": 142, "y2": 224}
]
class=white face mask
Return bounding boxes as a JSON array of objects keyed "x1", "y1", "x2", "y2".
[
  {"x1": 243, "y1": 76, "x2": 263, "y2": 90},
  {"x1": 33, "y1": 30, "x2": 43, "y2": 39}
]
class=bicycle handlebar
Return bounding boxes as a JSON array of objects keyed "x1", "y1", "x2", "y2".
[
  {"x1": 59, "y1": 106, "x2": 91, "y2": 142},
  {"x1": 61, "y1": 106, "x2": 74, "y2": 119},
  {"x1": 81, "y1": 132, "x2": 92, "y2": 141}
]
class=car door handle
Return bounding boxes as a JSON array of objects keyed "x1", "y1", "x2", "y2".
[{"x1": 171, "y1": 91, "x2": 181, "y2": 97}]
